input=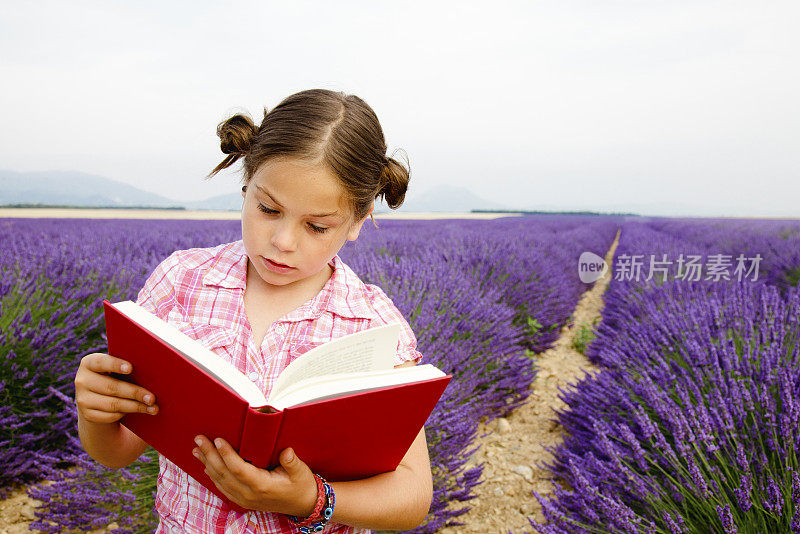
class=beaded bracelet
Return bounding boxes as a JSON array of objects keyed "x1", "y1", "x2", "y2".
[
  {"x1": 290, "y1": 474, "x2": 325, "y2": 527},
  {"x1": 290, "y1": 473, "x2": 335, "y2": 533}
]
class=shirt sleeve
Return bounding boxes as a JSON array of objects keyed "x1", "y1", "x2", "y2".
[
  {"x1": 134, "y1": 252, "x2": 184, "y2": 323},
  {"x1": 366, "y1": 284, "x2": 424, "y2": 367}
]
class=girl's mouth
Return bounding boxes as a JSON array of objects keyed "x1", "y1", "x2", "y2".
[{"x1": 261, "y1": 256, "x2": 295, "y2": 273}]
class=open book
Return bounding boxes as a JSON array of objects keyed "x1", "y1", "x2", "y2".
[{"x1": 102, "y1": 300, "x2": 451, "y2": 512}]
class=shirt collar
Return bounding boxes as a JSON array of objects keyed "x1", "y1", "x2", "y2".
[
  {"x1": 202, "y1": 240, "x2": 375, "y2": 321},
  {"x1": 202, "y1": 240, "x2": 248, "y2": 290}
]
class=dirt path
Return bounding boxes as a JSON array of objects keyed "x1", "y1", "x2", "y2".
[
  {"x1": 0, "y1": 484, "x2": 42, "y2": 534},
  {"x1": 0, "y1": 468, "x2": 115, "y2": 534},
  {"x1": 437, "y1": 229, "x2": 620, "y2": 534}
]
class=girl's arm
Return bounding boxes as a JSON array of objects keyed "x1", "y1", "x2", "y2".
[{"x1": 78, "y1": 415, "x2": 150, "y2": 469}]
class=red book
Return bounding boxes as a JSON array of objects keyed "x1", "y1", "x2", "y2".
[{"x1": 102, "y1": 300, "x2": 451, "y2": 513}]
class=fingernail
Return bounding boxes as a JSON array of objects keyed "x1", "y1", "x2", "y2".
[
  {"x1": 195, "y1": 437, "x2": 202, "y2": 446},
  {"x1": 214, "y1": 438, "x2": 222, "y2": 448},
  {"x1": 143, "y1": 395, "x2": 152, "y2": 404},
  {"x1": 147, "y1": 406, "x2": 156, "y2": 414},
  {"x1": 121, "y1": 363, "x2": 131, "y2": 373}
]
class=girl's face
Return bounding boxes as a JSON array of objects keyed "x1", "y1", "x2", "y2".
[{"x1": 240, "y1": 157, "x2": 370, "y2": 290}]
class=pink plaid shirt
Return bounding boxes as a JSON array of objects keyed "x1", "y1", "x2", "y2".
[{"x1": 134, "y1": 239, "x2": 423, "y2": 534}]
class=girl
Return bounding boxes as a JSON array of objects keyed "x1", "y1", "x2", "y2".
[{"x1": 74, "y1": 89, "x2": 433, "y2": 533}]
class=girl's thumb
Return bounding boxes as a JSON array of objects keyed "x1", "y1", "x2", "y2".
[{"x1": 281, "y1": 447, "x2": 295, "y2": 467}]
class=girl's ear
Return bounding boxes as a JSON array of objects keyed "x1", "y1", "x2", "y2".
[{"x1": 346, "y1": 205, "x2": 373, "y2": 241}]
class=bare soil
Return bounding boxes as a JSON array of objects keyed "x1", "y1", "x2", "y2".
[
  {"x1": 0, "y1": 484, "x2": 42, "y2": 534},
  {"x1": 436, "y1": 229, "x2": 620, "y2": 534}
]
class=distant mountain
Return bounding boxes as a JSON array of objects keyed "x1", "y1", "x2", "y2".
[
  {"x1": 0, "y1": 170, "x2": 182, "y2": 208},
  {"x1": 1, "y1": 170, "x2": 510, "y2": 214},
  {"x1": 5, "y1": 170, "x2": 790, "y2": 218},
  {"x1": 184, "y1": 192, "x2": 243, "y2": 211},
  {"x1": 377, "y1": 184, "x2": 508, "y2": 213}
]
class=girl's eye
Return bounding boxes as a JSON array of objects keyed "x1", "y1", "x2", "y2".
[
  {"x1": 258, "y1": 203, "x2": 328, "y2": 234},
  {"x1": 257, "y1": 204, "x2": 278, "y2": 214}
]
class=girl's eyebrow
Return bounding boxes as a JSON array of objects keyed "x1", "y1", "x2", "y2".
[{"x1": 254, "y1": 184, "x2": 340, "y2": 218}]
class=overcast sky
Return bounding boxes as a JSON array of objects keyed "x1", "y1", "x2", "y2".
[{"x1": 2, "y1": 1, "x2": 799, "y2": 217}]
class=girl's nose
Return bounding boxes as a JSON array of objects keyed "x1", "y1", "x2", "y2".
[{"x1": 270, "y1": 222, "x2": 297, "y2": 252}]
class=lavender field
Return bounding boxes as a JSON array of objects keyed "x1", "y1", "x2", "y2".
[
  {"x1": 534, "y1": 218, "x2": 800, "y2": 533},
  {"x1": 3, "y1": 215, "x2": 798, "y2": 533},
  {"x1": 0, "y1": 215, "x2": 619, "y2": 533}
]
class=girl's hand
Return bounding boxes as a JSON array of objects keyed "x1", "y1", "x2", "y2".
[
  {"x1": 74, "y1": 353, "x2": 159, "y2": 423},
  {"x1": 192, "y1": 436, "x2": 318, "y2": 516}
]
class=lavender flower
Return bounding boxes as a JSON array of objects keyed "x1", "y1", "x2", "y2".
[{"x1": 716, "y1": 503, "x2": 737, "y2": 534}]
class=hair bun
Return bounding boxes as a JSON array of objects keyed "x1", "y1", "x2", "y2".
[
  {"x1": 378, "y1": 153, "x2": 410, "y2": 209},
  {"x1": 207, "y1": 113, "x2": 259, "y2": 178},
  {"x1": 217, "y1": 114, "x2": 257, "y2": 155}
]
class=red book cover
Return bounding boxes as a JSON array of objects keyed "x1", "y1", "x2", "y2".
[{"x1": 102, "y1": 300, "x2": 451, "y2": 513}]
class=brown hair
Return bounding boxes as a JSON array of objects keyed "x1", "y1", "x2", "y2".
[{"x1": 207, "y1": 89, "x2": 410, "y2": 225}]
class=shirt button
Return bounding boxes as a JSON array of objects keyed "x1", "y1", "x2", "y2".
[{"x1": 248, "y1": 371, "x2": 259, "y2": 382}]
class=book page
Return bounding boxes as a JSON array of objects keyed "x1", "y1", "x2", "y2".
[
  {"x1": 270, "y1": 323, "x2": 401, "y2": 401},
  {"x1": 268, "y1": 364, "x2": 446, "y2": 410}
]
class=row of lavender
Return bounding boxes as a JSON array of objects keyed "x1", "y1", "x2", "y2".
[
  {"x1": 0, "y1": 215, "x2": 619, "y2": 533},
  {"x1": 348, "y1": 217, "x2": 619, "y2": 532},
  {"x1": 533, "y1": 218, "x2": 800, "y2": 533}
]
